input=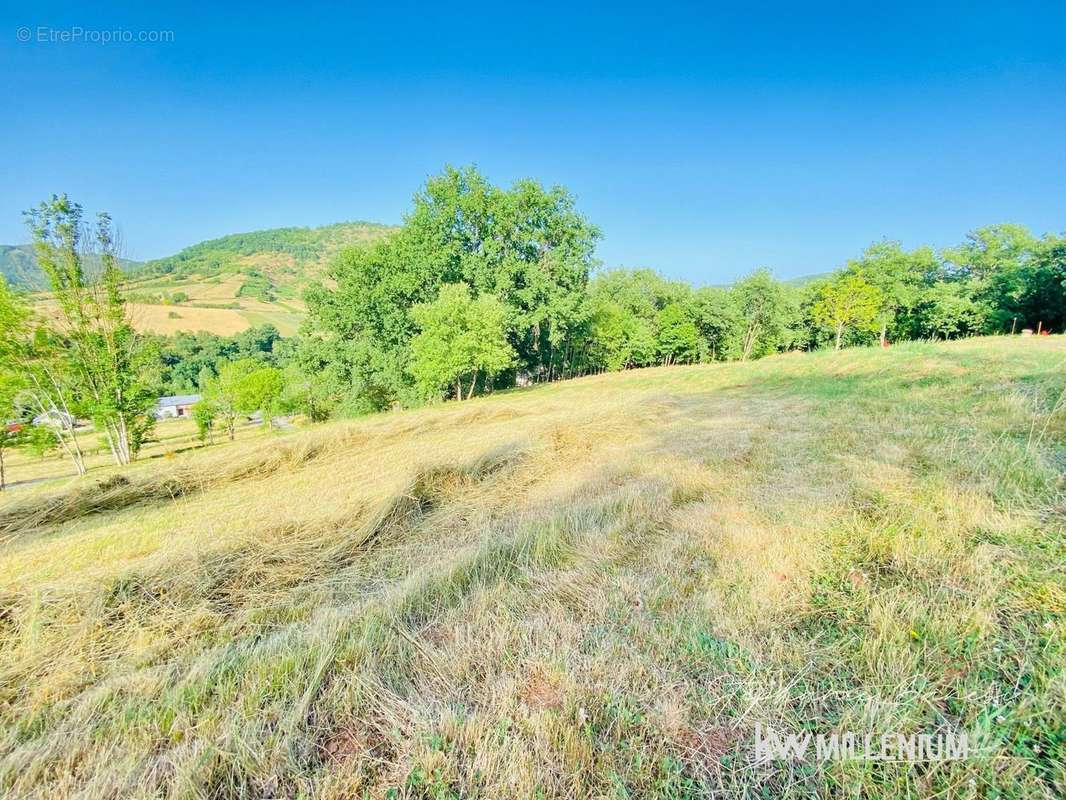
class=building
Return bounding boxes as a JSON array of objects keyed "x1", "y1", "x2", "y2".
[
  {"x1": 154, "y1": 394, "x2": 201, "y2": 419},
  {"x1": 31, "y1": 409, "x2": 76, "y2": 428}
]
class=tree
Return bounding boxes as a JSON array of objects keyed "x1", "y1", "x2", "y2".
[
  {"x1": 731, "y1": 269, "x2": 794, "y2": 360},
  {"x1": 201, "y1": 359, "x2": 286, "y2": 437},
  {"x1": 942, "y1": 224, "x2": 1037, "y2": 332},
  {"x1": 656, "y1": 303, "x2": 700, "y2": 365},
  {"x1": 24, "y1": 196, "x2": 157, "y2": 465},
  {"x1": 583, "y1": 269, "x2": 687, "y2": 371},
  {"x1": 305, "y1": 165, "x2": 598, "y2": 408},
  {"x1": 915, "y1": 282, "x2": 987, "y2": 339},
  {"x1": 192, "y1": 400, "x2": 216, "y2": 444},
  {"x1": 410, "y1": 284, "x2": 515, "y2": 400},
  {"x1": 844, "y1": 241, "x2": 932, "y2": 346},
  {"x1": 202, "y1": 359, "x2": 256, "y2": 440},
  {"x1": 584, "y1": 298, "x2": 652, "y2": 371},
  {"x1": 812, "y1": 275, "x2": 884, "y2": 350},
  {"x1": 236, "y1": 366, "x2": 285, "y2": 426},
  {"x1": 0, "y1": 373, "x2": 28, "y2": 491},
  {"x1": 0, "y1": 275, "x2": 88, "y2": 475},
  {"x1": 1016, "y1": 236, "x2": 1065, "y2": 334},
  {"x1": 688, "y1": 287, "x2": 740, "y2": 361}
]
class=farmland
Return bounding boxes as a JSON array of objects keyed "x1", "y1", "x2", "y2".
[{"x1": 13, "y1": 221, "x2": 396, "y2": 336}]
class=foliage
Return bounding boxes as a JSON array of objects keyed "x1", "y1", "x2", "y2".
[
  {"x1": 914, "y1": 281, "x2": 988, "y2": 339},
  {"x1": 25, "y1": 196, "x2": 158, "y2": 465},
  {"x1": 0, "y1": 244, "x2": 90, "y2": 474},
  {"x1": 201, "y1": 358, "x2": 286, "y2": 438},
  {"x1": 0, "y1": 369, "x2": 29, "y2": 490},
  {"x1": 842, "y1": 240, "x2": 932, "y2": 344},
  {"x1": 236, "y1": 270, "x2": 275, "y2": 302},
  {"x1": 141, "y1": 221, "x2": 394, "y2": 280},
  {"x1": 812, "y1": 274, "x2": 883, "y2": 350},
  {"x1": 656, "y1": 303, "x2": 701, "y2": 364},
  {"x1": 192, "y1": 400, "x2": 216, "y2": 443},
  {"x1": 0, "y1": 242, "x2": 141, "y2": 291},
  {"x1": 154, "y1": 324, "x2": 285, "y2": 395},
  {"x1": 410, "y1": 284, "x2": 515, "y2": 400},
  {"x1": 731, "y1": 268, "x2": 795, "y2": 360},
  {"x1": 305, "y1": 165, "x2": 599, "y2": 409}
]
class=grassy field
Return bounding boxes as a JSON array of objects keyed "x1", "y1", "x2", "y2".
[
  {"x1": 0, "y1": 337, "x2": 1063, "y2": 798},
  {"x1": 1, "y1": 417, "x2": 276, "y2": 489},
  {"x1": 34, "y1": 273, "x2": 308, "y2": 337}
]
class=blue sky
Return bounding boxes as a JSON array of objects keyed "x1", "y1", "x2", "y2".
[{"x1": 2, "y1": 1, "x2": 1064, "y2": 283}]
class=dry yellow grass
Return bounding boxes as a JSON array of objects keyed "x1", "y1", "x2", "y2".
[
  {"x1": 125, "y1": 303, "x2": 251, "y2": 335},
  {"x1": 33, "y1": 272, "x2": 307, "y2": 336},
  {"x1": 0, "y1": 337, "x2": 1063, "y2": 799}
]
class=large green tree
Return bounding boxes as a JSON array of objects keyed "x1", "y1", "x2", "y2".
[
  {"x1": 200, "y1": 359, "x2": 286, "y2": 439},
  {"x1": 656, "y1": 302, "x2": 701, "y2": 365},
  {"x1": 941, "y1": 224, "x2": 1038, "y2": 332},
  {"x1": 305, "y1": 166, "x2": 599, "y2": 409}
]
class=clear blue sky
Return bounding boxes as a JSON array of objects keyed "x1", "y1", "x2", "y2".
[{"x1": 3, "y1": 1, "x2": 1064, "y2": 282}]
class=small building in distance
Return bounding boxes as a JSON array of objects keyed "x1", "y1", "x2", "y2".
[
  {"x1": 154, "y1": 394, "x2": 201, "y2": 419},
  {"x1": 31, "y1": 409, "x2": 77, "y2": 428}
]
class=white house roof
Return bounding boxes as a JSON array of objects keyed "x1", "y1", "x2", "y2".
[{"x1": 156, "y1": 394, "x2": 201, "y2": 407}]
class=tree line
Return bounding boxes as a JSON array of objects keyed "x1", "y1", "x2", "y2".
[
  {"x1": 295, "y1": 166, "x2": 1064, "y2": 413},
  {"x1": 1, "y1": 174, "x2": 1062, "y2": 485}
]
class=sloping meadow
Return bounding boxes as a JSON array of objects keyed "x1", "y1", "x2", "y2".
[{"x1": 0, "y1": 337, "x2": 1063, "y2": 799}]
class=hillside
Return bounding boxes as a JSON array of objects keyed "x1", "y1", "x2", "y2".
[
  {"x1": 0, "y1": 336, "x2": 1062, "y2": 798},
  {"x1": 0, "y1": 243, "x2": 141, "y2": 291},
  {"x1": 140, "y1": 220, "x2": 395, "y2": 282},
  {"x1": 15, "y1": 221, "x2": 396, "y2": 336}
]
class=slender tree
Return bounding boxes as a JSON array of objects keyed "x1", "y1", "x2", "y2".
[{"x1": 24, "y1": 196, "x2": 157, "y2": 465}]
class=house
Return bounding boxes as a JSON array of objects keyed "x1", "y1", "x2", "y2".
[
  {"x1": 154, "y1": 394, "x2": 201, "y2": 419},
  {"x1": 32, "y1": 409, "x2": 76, "y2": 428}
]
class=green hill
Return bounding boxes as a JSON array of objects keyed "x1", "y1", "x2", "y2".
[
  {"x1": 141, "y1": 221, "x2": 396, "y2": 285},
  {"x1": 784, "y1": 270, "x2": 832, "y2": 287},
  {"x1": 0, "y1": 244, "x2": 141, "y2": 290}
]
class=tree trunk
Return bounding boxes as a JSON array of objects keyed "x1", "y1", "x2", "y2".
[
  {"x1": 835, "y1": 323, "x2": 844, "y2": 351},
  {"x1": 466, "y1": 369, "x2": 478, "y2": 400},
  {"x1": 116, "y1": 415, "x2": 132, "y2": 463},
  {"x1": 879, "y1": 321, "x2": 887, "y2": 348},
  {"x1": 103, "y1": 425, "x2": 120, "y2": 464},
  {"x1": 741, "y1": 322, "x2": 761, "y2": 361},
  {"x1": 48, "y1": 384, "x2": 87, "y2": 474}
]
